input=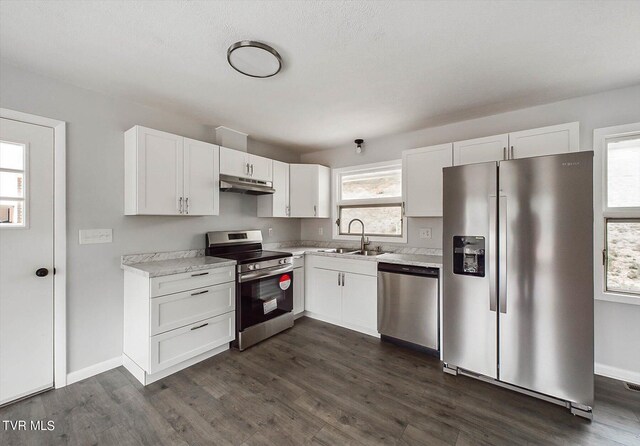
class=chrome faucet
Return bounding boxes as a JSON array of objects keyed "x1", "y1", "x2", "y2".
[{"x1": 348, "y1": 218, "x2": 370, "y2": 252}]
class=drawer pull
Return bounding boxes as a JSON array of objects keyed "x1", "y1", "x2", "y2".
[
  {"x1": 191, "y1": 290, "x2": 209, "y2": 296},
  {"x1": 190, "y1": 323, "x2": 209, "y2": 331},
  {"x1": 191, "y1": 272, "x2": 209, "y2": 277}
]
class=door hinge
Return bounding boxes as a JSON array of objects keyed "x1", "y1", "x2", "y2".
[
  {"x1": 602, "y1": 248, "x2": 607, "y2": 266},
  {"x1": 335, "y1": 218, "x2": 340, "y2": 226}
]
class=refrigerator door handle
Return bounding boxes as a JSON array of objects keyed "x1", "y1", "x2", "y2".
[
  {"x1": 489, "y1": 195, "x2": 498, "y2": 312},
  {"x1": 499, "y1": 195, "x2": 508, "y2": 314}
]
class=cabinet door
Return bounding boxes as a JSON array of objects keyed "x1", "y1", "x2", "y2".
[
  {"x1": 453, "y1": 134, "x2": 508, "y2": 165},
  {"x1": 289, "y1": 164, "x2": 317, "y2": 217},
  {"x1": 290, "y1": 164, "x2": 330, "y2": 218},
  {"x1": 509, "y1": 122, "x2": 579, "y2": 159},
  {"x1": 402, "y1": 143, "x2": 453, "y2": 217},
  {"x1": 341, "y1": 272, "x2": 377, "y2": 332},
  {"x1": 293, "y1": 266, "x2": 305, "y2": 315},
  {"x1": 183, "y1": 138, "x2": 219, "y2": 216},
  {"x1": 306, "y1": 267, "x2": 341, "y2": 320},
  {"x1": 219, "y1": 146, "x2": 249, "y2": 178},
  {"x1": 257, "y1": 160, "x2": 289, "y2": 217},
  {"x1": 248, "y1": 154, "x2": 273, "y2": 182},
  {"x1": 135, "y1": 126, "x2": 183, "y2": 215}
]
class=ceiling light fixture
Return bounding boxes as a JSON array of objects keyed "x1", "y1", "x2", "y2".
[
  {"x1": 227, "y1": 40, "x2": 282, "y2": 78},
  {"x1": 355, "y1": 139, "x2": 364, "y2": 154}
]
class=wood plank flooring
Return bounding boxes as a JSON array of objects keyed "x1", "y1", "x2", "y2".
[{"x1": 1, "y1": 317, "x2": 639, "y2": 445}]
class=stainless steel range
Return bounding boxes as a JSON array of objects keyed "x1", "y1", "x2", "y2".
[{"x1": 205, "y1": 230, "x2": 293, "y2": 350}]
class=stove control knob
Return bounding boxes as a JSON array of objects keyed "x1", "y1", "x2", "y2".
[
  {"x1": 253, "y1": 263, "x2": 261, "y2": 270},
  {"x1": 247, "y1": 264, "x2": 255, "y2": 271},
  {"x1": 279, "y1": 259, "x2": 286, "y2": 265}
]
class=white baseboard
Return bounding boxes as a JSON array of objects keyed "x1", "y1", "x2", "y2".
[
  {"x1": 595, "y1": 362, "x2": 640, "y2": 385},
  {"x1": 304, "y1": 311, "x2": 380, "y2": 338},
  {"x1": 66, "y1": 356, "x2": 123, "y2": 385}
]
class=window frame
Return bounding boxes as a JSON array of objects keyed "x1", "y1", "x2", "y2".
[
  {"x1": 332, "y1": 160, "x2": 407, "y2": 243},
  {"x1": 0, "y1": 139, "x2": 29, "y2": 229},
  {"x1": 593, "y1": 123, "x2": 640, "y2": 305}
]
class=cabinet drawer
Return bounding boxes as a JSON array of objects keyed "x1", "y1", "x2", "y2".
[
  {"x1": 292, "y1": 254, "x2": 305, "y2": 269},
  {"x1": 150, "y1": 282, "x2": 235, "y2": 335},
  {"x1": 149, "y1": 312, "x2": 235, "y2": 374},
  {"x1": 150, "y1": 266, "x2": 234, "y2": 297}
]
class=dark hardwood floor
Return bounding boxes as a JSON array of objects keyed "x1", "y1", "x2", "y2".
[{"x1": 2, "y1": 317, "x2": 639, "y2": 445}]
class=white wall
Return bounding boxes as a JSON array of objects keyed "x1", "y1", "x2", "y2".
[
  {"x1": 0, "y1": 62, "x2": 301, "y2": 374},
  {"x1": 301, "y1": 84, "x2": 640, "y2": 383}
]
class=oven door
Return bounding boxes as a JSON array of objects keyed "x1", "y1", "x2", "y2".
[{"x1": 238, "y1": 265, "x2": 293, "y2": 331}]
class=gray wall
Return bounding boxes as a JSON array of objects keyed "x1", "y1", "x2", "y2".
[
  {"x1": 0, "y1": 62, "x2": 301, "y2": 373},
  {"x1": 300, "y1": 83, "x2": 640, "y2": 381}
]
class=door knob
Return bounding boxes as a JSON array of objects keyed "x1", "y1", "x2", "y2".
[{"x1": 35, "y1": 268, "x2": 49, "y2": 277}]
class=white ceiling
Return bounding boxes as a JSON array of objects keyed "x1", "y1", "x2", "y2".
[{"x1": 2, "y1": 1, "x2": 640, "y2": 152}]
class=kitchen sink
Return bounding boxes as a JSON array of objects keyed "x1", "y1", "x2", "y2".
[
  {"x1": 319, "y1": 248, "x2": 357, "y2": 254},
  {"x1": 352, "y1": 250, "x2": 385, "y2": 256}
]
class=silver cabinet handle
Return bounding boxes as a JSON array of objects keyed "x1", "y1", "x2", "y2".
[
  {"x1": 191, "y1": 272, "x2": 209, "y2": 277},
  {"x1": 246, "y1": 162, "x2": 250, "y2": 175},
  {"x1": 503, "y1": 147, "x2": 507, "y2": 160},
  {"x1": 401, "y1": 201, "x2": 406, "y2": 217},
  {"x1": 509, "y1": 146, "x2": 514, "y2": 159},
  {"x1": 342, "y1": 272, "x2": 345, "y2": 287},
  {"x1": 185, "y1": 197, "x2": 189, "y2": 214},
  {"x1": 498, "y1": 195, "x2": 508, "y2": 314},
  {"x1": 338, "y1": 272, "x2": 341, "y2": 286},
  {"x1": 250, "y1": 164, "x2": 254, "y2": 176},
  {"x1": 313, "y1": 205, "x2": 317, "y2": 217},
  {"x1": 190, "y1": 323, "x2": 208, "y2": 331},
  {"x1": 191, "y1": 289, "x2": 209, "y2": 296},
  {"x1": 488, "y1": 195, "x2": 497, "y2": 312},
  {"x1": 179, "y1": 197, "x2": 183, "y2": 214}
]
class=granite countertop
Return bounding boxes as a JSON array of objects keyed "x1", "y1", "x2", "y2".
[
  {"x1": 121, "y1": 256, "x2": 236, "y2": 278},
  {"x1": 376, "y1": 253, "x2": 443, "y2": 268},
  {"x1": 275, "y1": 247, "x2": 443, "y2": 267}
]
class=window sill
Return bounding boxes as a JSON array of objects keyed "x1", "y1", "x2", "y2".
[
  {"x1": 333, "y1": 234, "x2": 407, "y2": 244},
  {"x1": 595, "y1": 292, "x2": 640, "y2": 306}
]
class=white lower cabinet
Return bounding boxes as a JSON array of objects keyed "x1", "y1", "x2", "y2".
[
  {"x1": 123, "y1": 265, "x2": 235, "y2": 385},
  {"x1": 292, "y1": 255, "x2": 305, "y2": 317},
  {"x1": 305, "y1": 256, "x2": 378, "y2": 336}
]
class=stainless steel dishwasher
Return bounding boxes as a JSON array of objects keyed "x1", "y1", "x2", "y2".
[{"x1": 377, "y1": 262, "x2": 439, "y2": 354}]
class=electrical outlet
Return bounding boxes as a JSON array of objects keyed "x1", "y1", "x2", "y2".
[
  {"x1": 318, "y1": 227, "x2": 324, "y2": 236},
  {"x1": 419, "y1": 228, "x2": 432, "y2": 239},
  {"x1": 79, "y1": 228, "x2": 112, "y2": 245},
  {"x1": 268, "y1": 228, "x2": 273, "y2": 237}
]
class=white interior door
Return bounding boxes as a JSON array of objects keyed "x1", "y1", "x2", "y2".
[{"x1": 0, "y1": 118, "x2": 54, "y2": 405}]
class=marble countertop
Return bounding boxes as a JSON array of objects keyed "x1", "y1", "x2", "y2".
[
  {"x1": 122, "y1": 256, "x2": 236, "y2": 278},
  {"x1": 274, "y1": 247, "x2": 443, "y2": 267},
  {"x1": 376, "y1": 253, "x2": 443, "y2": 268}
]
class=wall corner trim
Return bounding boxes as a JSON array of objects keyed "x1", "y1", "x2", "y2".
[
  {"x1": 595, "y1": 362, "x2": 640, "y2": 386},
  {"x1": 66, "y1": 356, "x2": 123, "y2": 385}
]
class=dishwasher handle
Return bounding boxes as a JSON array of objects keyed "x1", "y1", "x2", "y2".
[{"x1": 377, "y1": 262, "x2": 439, "y2": 277}]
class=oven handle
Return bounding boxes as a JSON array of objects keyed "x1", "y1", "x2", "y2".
[{"x1": 238, "y1": 264, "x2": 293, "y2": 283}]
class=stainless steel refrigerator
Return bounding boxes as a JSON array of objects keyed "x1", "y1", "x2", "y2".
[{"x1": 442, "y1": 151, "x2": 594, "y2": 419}]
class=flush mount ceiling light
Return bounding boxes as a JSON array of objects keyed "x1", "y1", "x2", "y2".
[
  {"x1": 354, "y1": 139, "x2": 364, "y2": 154},
  {"x1": 227, "y1": 41, "x2": 282, "y2": 78}
]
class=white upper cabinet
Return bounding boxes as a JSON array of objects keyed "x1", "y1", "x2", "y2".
[
  {"x1": 183, "y1": 138, "x2": 219, "y2": 216},
  {"x1": 509, "y1": 122, "x2": 579, "y2": 159},
  {"x1": 257, "y1": 160, "x2": 289, "y2": 217},
  {"x1": 402, "y1": 143, "x2": 453, "y2": 217},
  {"x1": 248, "y1": 153, "x2": 273, "y2": 182},
  {"x1": 219, "y1": 146, "x2": 273, "y2": 182},
  {"x1": 289, "y1": 164, "x2": 330, "y2": 218},
  {"x1": 453, "y1": 134, "x2": 509, "y2": 165},
  {"x1": 219, "y1": 146, "x2": 248, "y2": 178},
  {"x1": 124, "y1": 126, "x2": 219, "y2": 216}
]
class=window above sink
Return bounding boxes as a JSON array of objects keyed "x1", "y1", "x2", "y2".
[{"x1": 332, "y1": 160, "x2": 407, "y2": 243}]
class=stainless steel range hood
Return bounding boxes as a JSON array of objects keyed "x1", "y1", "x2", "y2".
[{"x1": 219, "y1": 174, "x2": 275, "y2": 195}]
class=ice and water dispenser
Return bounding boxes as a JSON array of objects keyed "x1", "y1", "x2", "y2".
[{"x1": 453, "y1": 236, "x2": 485, "y2": 277}]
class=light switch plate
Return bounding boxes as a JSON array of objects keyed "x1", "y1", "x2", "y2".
[
  {"x1": 268, "y1": 227, "x2": 273, "y2": 237},
  {"x1": 318, "y1": 227, "x2": 324, "y2": 236},
  {"x1": 79, "y1": 228, "x2": 113, "y2": 245},
  {"x1": 419, "y1": 228, "x2": 432, "y2": 239}
]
